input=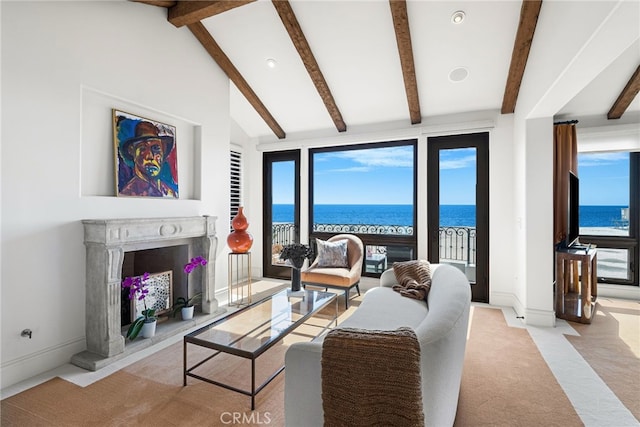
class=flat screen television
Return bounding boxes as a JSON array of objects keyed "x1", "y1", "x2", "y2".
[{"x1": 567, "y1": 171, "x2": 580, "y2": 247}]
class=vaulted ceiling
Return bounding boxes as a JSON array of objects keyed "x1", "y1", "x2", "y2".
[{"x1": 137, "y1": 0, "x2": 640, "y2": 142}]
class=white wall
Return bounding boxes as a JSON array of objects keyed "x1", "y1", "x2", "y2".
[
  {"x1": 488, "y1": 114, "x2": 517, "y2": 305},
  {"x1": 523, "y1": 117, "x2": 555, "y2": 326},
  {"x1": 1, "y1": 1, "x2": 230, "y2": 387},
  {"x1": 253, "y1": 110, "x2": 519, "y2": 306},
  {"x1": 502, "y1": 0, "x2": 640, "y2": 326}
]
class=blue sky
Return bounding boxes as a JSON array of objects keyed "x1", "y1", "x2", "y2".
[
  {"x1": 312, "y1": 146, "x2": 414, "y2": 204},
  {"x1": 272, "y1": 148, "x2": 629, "y2": 206},
  {"x1": 578, "y1": 152, "x2": 629, "y2": 205},
  {"x1": 439, "y1": 148, "x2": 476, "y2": 205},
  {"x1": 272, "y1": 146, "x2": 414, "y2": 204}
]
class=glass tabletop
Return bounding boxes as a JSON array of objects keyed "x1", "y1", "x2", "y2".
[{"x1": 185, "y1": 288, "x2": 337, "y2": 357}]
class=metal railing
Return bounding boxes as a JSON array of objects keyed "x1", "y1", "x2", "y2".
[
  {"x1": 272, "y1": 223, "x2": 476, "y2": 265},
  {"x1": 272, "y1": 223, "x2": 296, "y2": 247},
  {"x1": 439, "y1": 226, "x2": 476, "y2": 265},
  {"x1": 313, "y1": 224, "x2": 413, "y2": 235}
]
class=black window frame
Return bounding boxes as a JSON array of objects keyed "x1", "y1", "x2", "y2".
[
  {"x1": 308, "y1": 139, "x2": 418, "y2": 277},
  {"x1": 579, "y1": 151, "x2": 638, "y2": 286}
]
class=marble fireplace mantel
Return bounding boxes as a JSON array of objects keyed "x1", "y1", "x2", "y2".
[{"x1": 72, "y1": 216, "x2": 223, "y2": 371}]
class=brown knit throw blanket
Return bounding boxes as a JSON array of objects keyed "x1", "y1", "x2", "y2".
[
  {"x1": 321, "y1": 327, "x2": 424, "y2": 427},
  {"x1": 392, "y1": 260, "x2": 432, "y2": 302}
]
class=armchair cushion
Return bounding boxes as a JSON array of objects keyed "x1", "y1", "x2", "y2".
[{"x1": 316, "y1": 238, "x2": 349, "y2": 268}]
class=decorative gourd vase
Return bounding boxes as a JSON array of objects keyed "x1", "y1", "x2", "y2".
[
  {"x1": 141, "y1": 319, "x2": 157, "y2": 338},
  {"x1": 227, "y1": 207, "x2": 253, "y2": 253}
]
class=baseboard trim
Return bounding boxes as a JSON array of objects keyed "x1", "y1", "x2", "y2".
[
  {"x1": 524, "y1": 308, "x2": 556, "y2": 327},
  {"x1": 490, "y1": 291, "x2": 522, "y2": 315},
  {"x1": 489, "y1": 291, "x2": 555, "y2": 326},
  {"x1": 1, "y1": 337, "x2": 85, "y2": 390}
]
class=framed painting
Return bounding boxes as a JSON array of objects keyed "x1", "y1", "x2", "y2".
[
  {"x1": 131, "y1": 270, "x2": 173, "y2": 321},
  {"x1": 113, "y1": 109, "x2": 179, "y2": 198}
]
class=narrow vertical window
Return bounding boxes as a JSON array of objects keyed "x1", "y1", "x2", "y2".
[{"x1": 230, "y1": 150, "x2": 242, "y2": 231}]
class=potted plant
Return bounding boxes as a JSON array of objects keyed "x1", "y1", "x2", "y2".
[
  {"x1": 279, "y1": 243, "x2": 314, "y2": 291},
  {"x1": 121, "y1": 272, "x2": 157, "y2": 340},
  {"x1": 172, "y1": 293, "x2": 202, "y2": 320},
  {"x1": 173, "y1": 256, "x2": 207, "y2": 320}
]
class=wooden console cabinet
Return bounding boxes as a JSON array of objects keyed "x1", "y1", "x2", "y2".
[{"x1": 555, "y1": 247, "x2": 597, "y2": 324}]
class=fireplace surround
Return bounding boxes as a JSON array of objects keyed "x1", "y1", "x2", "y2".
[{"x1": 71, "y1": 216, "x2": 224, "y2": 371}]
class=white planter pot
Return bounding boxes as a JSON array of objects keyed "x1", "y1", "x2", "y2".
[
  {"x1": 141, "y1": 319, "x2": 157, "y2": 338},
  {"x1": 182, "y1": 306, "x2": 195, "y2": 320}
]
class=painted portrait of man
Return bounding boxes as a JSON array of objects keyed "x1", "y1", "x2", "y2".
[{"x1": 113, "y1": 110, "x2": 179, "y2": 198}]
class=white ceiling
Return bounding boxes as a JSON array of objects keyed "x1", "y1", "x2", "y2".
[{"x1": 195, "y1": 0, "x2": 640, "y2": 142}]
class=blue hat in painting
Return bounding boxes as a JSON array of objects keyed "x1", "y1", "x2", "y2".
[{"x1": 121, "y1": 121, "x2": 174, "y2": 165}]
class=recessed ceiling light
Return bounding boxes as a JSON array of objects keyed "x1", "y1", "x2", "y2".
[
  {"x1": 449, "y1": 67, "x2": 469, "y2": 82},
  {"x1": 266, "y1": 58, "x2": 277, "y2": 68},
  {"x1": 451, "y1": 10, "x2": 465, "y2": 24}
]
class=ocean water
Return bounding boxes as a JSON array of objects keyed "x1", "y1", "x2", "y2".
[
  {"x1": 579, "y1": 205, "x2": 628, "y2": 227},
  {"x1": 273, "y1": 204, "x2": 629, "y2": 228}
]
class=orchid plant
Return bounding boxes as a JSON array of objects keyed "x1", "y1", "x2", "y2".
[
  {"x1": 122, "y1": 272, "x2": 156, "y2": 340},
  {"x1": 183, "y1": 256, "x2": 207, "y2": 274},
  {"x1": 172, "y1": 256, "x2": 207, "y2": 317}
]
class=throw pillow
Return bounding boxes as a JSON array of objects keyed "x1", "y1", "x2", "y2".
[
  {"x1": 316, "y1": 239, "x2": 349, "y2": 268},
  {"x1": 392, "y1": 260, "x2": 432, "y2": 302}
]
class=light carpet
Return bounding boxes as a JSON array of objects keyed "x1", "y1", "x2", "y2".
[{"x1": 2, "y1": 281, "x2": 637, "y2": 426}]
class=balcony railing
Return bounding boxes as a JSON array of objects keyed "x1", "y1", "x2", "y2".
[
  {"x1": 314, "y1": 224, "x2": 413, "y2": 235},
  {"x1": 272, "y1": 223, "x2": 296, "y2": 247},
  {"x1": 439, "y1": 226, "x2": 476, "y2": 265},
  {"x1": 273, "y1": 223, "x2": 629, "y2": 282},
  {"x1": 272, "y1": 223, "x2": 476, "y2": 265}
]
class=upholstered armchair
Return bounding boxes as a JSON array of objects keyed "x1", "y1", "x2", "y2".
[{"x1": 301, "y1": 234, "x2": 364, "y2": 308}]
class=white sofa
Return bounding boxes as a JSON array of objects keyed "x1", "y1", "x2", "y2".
[{"x1": 284, "y1": 263, "x2": 471, "y2": 427}]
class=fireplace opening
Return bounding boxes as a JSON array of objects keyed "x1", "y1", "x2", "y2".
[{"x1": 120, "y1": 245, "x2": 189, "y2": 326}]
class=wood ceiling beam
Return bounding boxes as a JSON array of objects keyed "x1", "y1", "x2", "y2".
[
  {"x1": 390, "y1": 0, "x2": 421, "y2": 125},
  {"x1": 169, "y1": 1, "x2": 255, "y2": 28},
  {"x1": 501, "y1": 0, "x2": 543, "y2": 114},
  {"x1": 187, "y1": 21, "x2": 286, "y2": 139},
  {"x1": 607, "y1": 64, "x2": 640, "y2": 120},
  {"x1": 272, "y1": 0, "x2": 347, "y2": 133},
  {"x1": 132, "y1": 0, "x2": 177, "y2": 7}
]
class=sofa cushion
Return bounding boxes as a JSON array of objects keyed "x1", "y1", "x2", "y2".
[
  {"x1": 316, "y1": 239, "x2": 349, "y2": 268},
  {"x1": 338, "y1": 287, "x2": 428, "y2": 331}
]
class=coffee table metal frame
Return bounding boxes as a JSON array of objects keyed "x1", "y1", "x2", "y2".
[{"x1": 183, "y1": 288, "x2": 338, "y2": 410}]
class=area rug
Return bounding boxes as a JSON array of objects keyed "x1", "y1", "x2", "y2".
[
  {"x1": 454, "y1": 306, "x2": 583, "y2": 426},
  {"x1": 2, "y1": 289, "x2": 587, "y2": 427},
  {"x1": 566, "y1": 297, "x2": 640, "y2": 420}
]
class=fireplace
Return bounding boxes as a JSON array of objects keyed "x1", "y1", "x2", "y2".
[
  {"x1": 120, "y1": 245, "x2": 188, "y2": 325},
  {"x1": 71, "y1": 216, "x2": 224, "y2": 371}
]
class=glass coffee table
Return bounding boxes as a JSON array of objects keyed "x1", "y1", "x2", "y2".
[{"x1": 183, "y1": 288, "x2": 338, "y2": 409}]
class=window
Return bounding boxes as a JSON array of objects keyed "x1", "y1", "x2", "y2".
[
  {"x1": 230, "y1": 150, "x2": 242, "y2": 231},
  {"x1": 578, "y1": 151, "x2": 638, "y2": 286},
  {"x1": 309, "y1": 140, "x2": 417, "y2": 275},
  {"x1": 578, "y1": 152, "x2": 629, "y2": 237}
]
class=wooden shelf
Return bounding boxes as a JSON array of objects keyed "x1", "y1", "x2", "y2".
[{"x1": 555, "y1": 248, "x2": 598, "y2": 324}]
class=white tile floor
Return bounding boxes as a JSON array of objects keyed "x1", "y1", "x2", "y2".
[{"x1": 2, "y1": 302, "x2": 639, "y2": 427}]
